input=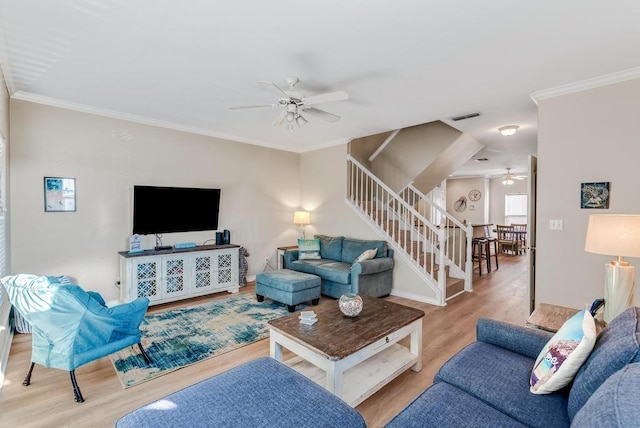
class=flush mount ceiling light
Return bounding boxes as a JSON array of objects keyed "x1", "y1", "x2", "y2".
[{"x1": 498, "y1": 125, "x2": 519, "y2": 136}]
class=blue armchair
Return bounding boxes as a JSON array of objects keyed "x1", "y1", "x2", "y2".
[{"x1": 1, "y1": 274, "x2": 151, "y2": 402}]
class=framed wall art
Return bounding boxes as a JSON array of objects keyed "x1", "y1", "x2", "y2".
[
  {"x1": 44, "y1": 177, "x2": 76, "y2": 212},
  {"x1": 580, "y1": 182, "x2": 609, "y2": 209}
]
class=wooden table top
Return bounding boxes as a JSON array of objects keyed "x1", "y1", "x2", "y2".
[
  {"x1": 527, "y1": 303, "x2": 606, "y2": 333},
  {"x1": 527, "y1": 303, "x2": 579, "y2": 332},
  {"x1": 268, "y1": 296, "x2": 424, "y2": 361}
]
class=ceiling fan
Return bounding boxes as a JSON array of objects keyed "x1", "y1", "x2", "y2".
[
  {"x1": 229, "y1": 76, "x2": 349, "y2": 131},
  {"x1": 501, "y1": 168, "x2": 526, "y2": 185}
]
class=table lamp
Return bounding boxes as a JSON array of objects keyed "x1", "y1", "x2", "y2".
[
  {"x1": 584, "y1": 214, "x2": 640, "y2": 322},
  {"x1": 293, "y1": 211, "x2": 311, "y2": 240}
]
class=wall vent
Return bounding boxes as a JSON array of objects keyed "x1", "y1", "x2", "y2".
[{"x1": 451, "y1": 112, "x2": 481, "y2": 121}]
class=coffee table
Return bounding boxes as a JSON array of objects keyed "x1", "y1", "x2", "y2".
[{"x1": 268, "y1": 296, "x2": 424, "y2": 407}]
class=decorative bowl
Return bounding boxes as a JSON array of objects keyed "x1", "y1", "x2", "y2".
[{"x1": 338, "y1": 293, "x2": 363, "y2": 317}]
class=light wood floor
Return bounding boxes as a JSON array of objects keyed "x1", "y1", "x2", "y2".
[{"x1": 0, "y1": 254, "x2": 528, "y2": 427}]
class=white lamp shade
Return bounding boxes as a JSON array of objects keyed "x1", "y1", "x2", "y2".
[
  {"x1": 293, "y1": 211, "x2": 311, "y2": 225},
  {"x1": 585, "y1": 214, "x2": 640, "y2": 258}
]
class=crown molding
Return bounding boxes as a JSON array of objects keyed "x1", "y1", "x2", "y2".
[
  {"x1": 10, "y1": 91, "x2": 311, "y2": 153},
  {"x1": 530, "y1": 67, "x2": 640, "y2": 105}
]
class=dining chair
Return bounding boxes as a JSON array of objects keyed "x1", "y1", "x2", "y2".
[
  {"x1": 496, "y1": 225, "x2": 520, "y2": 255},
  {"x1": 511, "y1": 223, "x2": 527, "y2": 252}
]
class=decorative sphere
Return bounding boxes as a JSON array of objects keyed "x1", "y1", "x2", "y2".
[{"x1": 339, "y1": 293, "x2": 363, "y2": 317}]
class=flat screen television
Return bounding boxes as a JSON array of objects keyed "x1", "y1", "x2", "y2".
[{"x1": 133, "y1": 185, "x2": 221, "y2": 235}]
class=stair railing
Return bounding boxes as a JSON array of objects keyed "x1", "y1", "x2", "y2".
[
  {"x1": 399, "y1": 184, "x2": 473, "y2": 292},
  {"x1": 346, "y1": 155, "x2": 448, "y2": 304}
]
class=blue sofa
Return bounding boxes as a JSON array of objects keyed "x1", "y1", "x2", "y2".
[
  {"x1": 284, "y1": 234, "x2": 394, "y2": 299},
  {"x1": 386, "y1": 307, "x2": 640, "y2": 427},
  {"x1": 116, "y1": 357, "x2": 365, "y2": 428}
]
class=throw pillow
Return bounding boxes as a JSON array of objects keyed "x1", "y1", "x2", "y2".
[
  {"x1": 355, "y1": 248, "x2": 378, "y2": 263},
  {"x1": 530, "y1": 308, "x2": 597, "y2": 394},
  {"x1": 298, "y1": 238, "x2": 321, "y2": 260}
]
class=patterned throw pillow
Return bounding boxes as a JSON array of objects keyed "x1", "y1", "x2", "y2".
[
  {"x1": 530, "y1": 308, "x2": 596, "y2": 394},
  {"x1": 355, "y1": 248, "x2": 378, "y2": 262},
  {"x1": 298, "y1": 238, "x2": 321, "y2": 260}
]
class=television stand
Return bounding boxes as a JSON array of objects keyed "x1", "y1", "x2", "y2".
[{"x1": 118, "y1": 244, "x2": 240, "y2": 305}]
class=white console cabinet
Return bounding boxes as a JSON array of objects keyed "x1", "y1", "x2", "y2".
[{"x1": 119, "y1": 245, "x2": 240, "y2": 305}]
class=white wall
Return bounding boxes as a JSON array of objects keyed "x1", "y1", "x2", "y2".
[
  {"x1": 446, "y1": 177, "x2": 489, "y2": 225},
  {"x1": 9, "y1": 100, "x2": 302, "y2": 301},
  {"x1": 372, "y1": 122, "x2": 464, "y2": 192},
  {"x1": 536, "y1": 78, "x2": 640, "y2": 309}
]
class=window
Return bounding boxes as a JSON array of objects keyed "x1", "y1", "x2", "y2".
[{"x1": 505, "y1": 194, "x2": 527, "y2": 225}]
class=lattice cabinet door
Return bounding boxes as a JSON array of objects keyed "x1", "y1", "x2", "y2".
[
  {"x1": 162, "y1": 255, "x2": 189, "y2": 299},
  {"x1": 189, "y1": 248, "x2": 239, "y2": 295},
  {"x1": 214, "y1": 249, "x2": 238, "y2": 287},
  {"x1": 192, "y1": 253, "x2": 215, "y2": 292},
  {"x1": 131, "y1": 257, "x2": 161, "y2": 302}
]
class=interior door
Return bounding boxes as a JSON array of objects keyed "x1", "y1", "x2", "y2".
[{"x1": 527, "y1": 155, "x2": 538, "y2": 314}]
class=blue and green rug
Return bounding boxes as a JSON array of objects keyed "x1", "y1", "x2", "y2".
[{"x1": 110, "y1": 294, "x2": 293, "y2": 388}]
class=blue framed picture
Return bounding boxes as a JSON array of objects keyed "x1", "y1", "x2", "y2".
[
  {"x1": 580, "y1": 182, "x2": 609, "y2": 209},
  {"x1": 44, "y1": 177, "x2": 76, "y2": 212}
]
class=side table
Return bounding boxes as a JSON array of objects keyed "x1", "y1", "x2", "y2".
[
  {"x1": 527, "y1": 303, "x2": 606, "y2": 333},
  {"x1": 277, "y1": 245, "x2": 298, "y2": 270},
  {"x1": 526, "y1": 303, "x2": 579, "y2": 333}
]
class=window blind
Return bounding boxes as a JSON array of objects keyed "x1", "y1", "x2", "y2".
[{"x1": 505, "y1": 194, "x2": 528, "y2": 216}]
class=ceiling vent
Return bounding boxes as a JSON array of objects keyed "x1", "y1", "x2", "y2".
[{"x1": 451, "y1": 112, "x2": 481, "y2": 122}]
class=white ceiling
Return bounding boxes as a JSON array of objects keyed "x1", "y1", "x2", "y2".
[{"x1": 0, "y1": 1, "x2": 639, "y2": 178}]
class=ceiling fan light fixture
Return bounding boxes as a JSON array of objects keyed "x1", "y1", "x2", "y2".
[
  {"x1": 231, "y1": 77, "x2": 347, "y2": 132},
  {"x1": 502, "y1": 178, "x2": 515, "y2": 186},
  {"x1": 296, "y1": 115, "x2": 308, "y2": 127},
  {"x1": 498, "y1": 125, "x2": 519, "y2": 136}
]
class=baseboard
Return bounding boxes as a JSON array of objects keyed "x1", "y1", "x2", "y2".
[
  {"x1": 390, "y1": 289, "x2": 444, "y2": 306},
  {"x1": 246, "y1": 275, "x2": 256, "y2": 283}
]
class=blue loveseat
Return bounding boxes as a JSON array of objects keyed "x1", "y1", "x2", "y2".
[
  {"x1": 386, "y1": 307, "x2": 640, "y2": 427},
  {"x1": 284, "y1": 234, "x2": 394, "y2": 299}
]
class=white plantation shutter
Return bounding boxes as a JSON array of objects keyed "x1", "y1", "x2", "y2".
[
  {"x1": 505, "y1": 194, "x2": 528, "y2": 224},
  {"x1": 0, "y1": 134, "x2": 5, "y2": 278},
  {"x1": 0, "y1": 134, "x2": 9, "y2": 392}
]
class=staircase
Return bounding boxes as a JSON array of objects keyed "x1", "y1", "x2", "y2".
[{"x1": 346, "y1": 155, "x2": 473, "y2": 306}]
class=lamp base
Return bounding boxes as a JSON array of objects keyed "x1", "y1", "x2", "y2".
[
  {"x1": 603, "y1": 263, "x2": 634, "y2": 323},
  {"x1": 298, "y1": 226, "x2": 305, "y2": 240}
]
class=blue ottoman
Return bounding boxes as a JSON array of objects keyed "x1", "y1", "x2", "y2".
[
  {"x1": 256, "y1": 269, "x2": 321, "y2": 312},
  {"x1": 116, "y1": 357, "x2": 366, "y2": 428}
]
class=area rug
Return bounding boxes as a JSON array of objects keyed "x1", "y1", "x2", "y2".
[{"x1": 109, "y1": 294, "x2": 292, "y2": 388}]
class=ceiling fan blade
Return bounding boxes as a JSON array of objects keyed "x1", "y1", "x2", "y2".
[
  {"x1": 229, "y1": 104, "x2": 277, "y2": 110},
  {"x1": 273, "y1": 110, "x2": 287, "y2": 126},
  {"x1": 302, "y1": 91, "x2": 349, "y2": 106},
  {"x1": 304, "y1": 107, "x2": 341, "y2": 123},
  {"x1": 258, "y1": 81, "x2": 290, "y2": 99}
]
